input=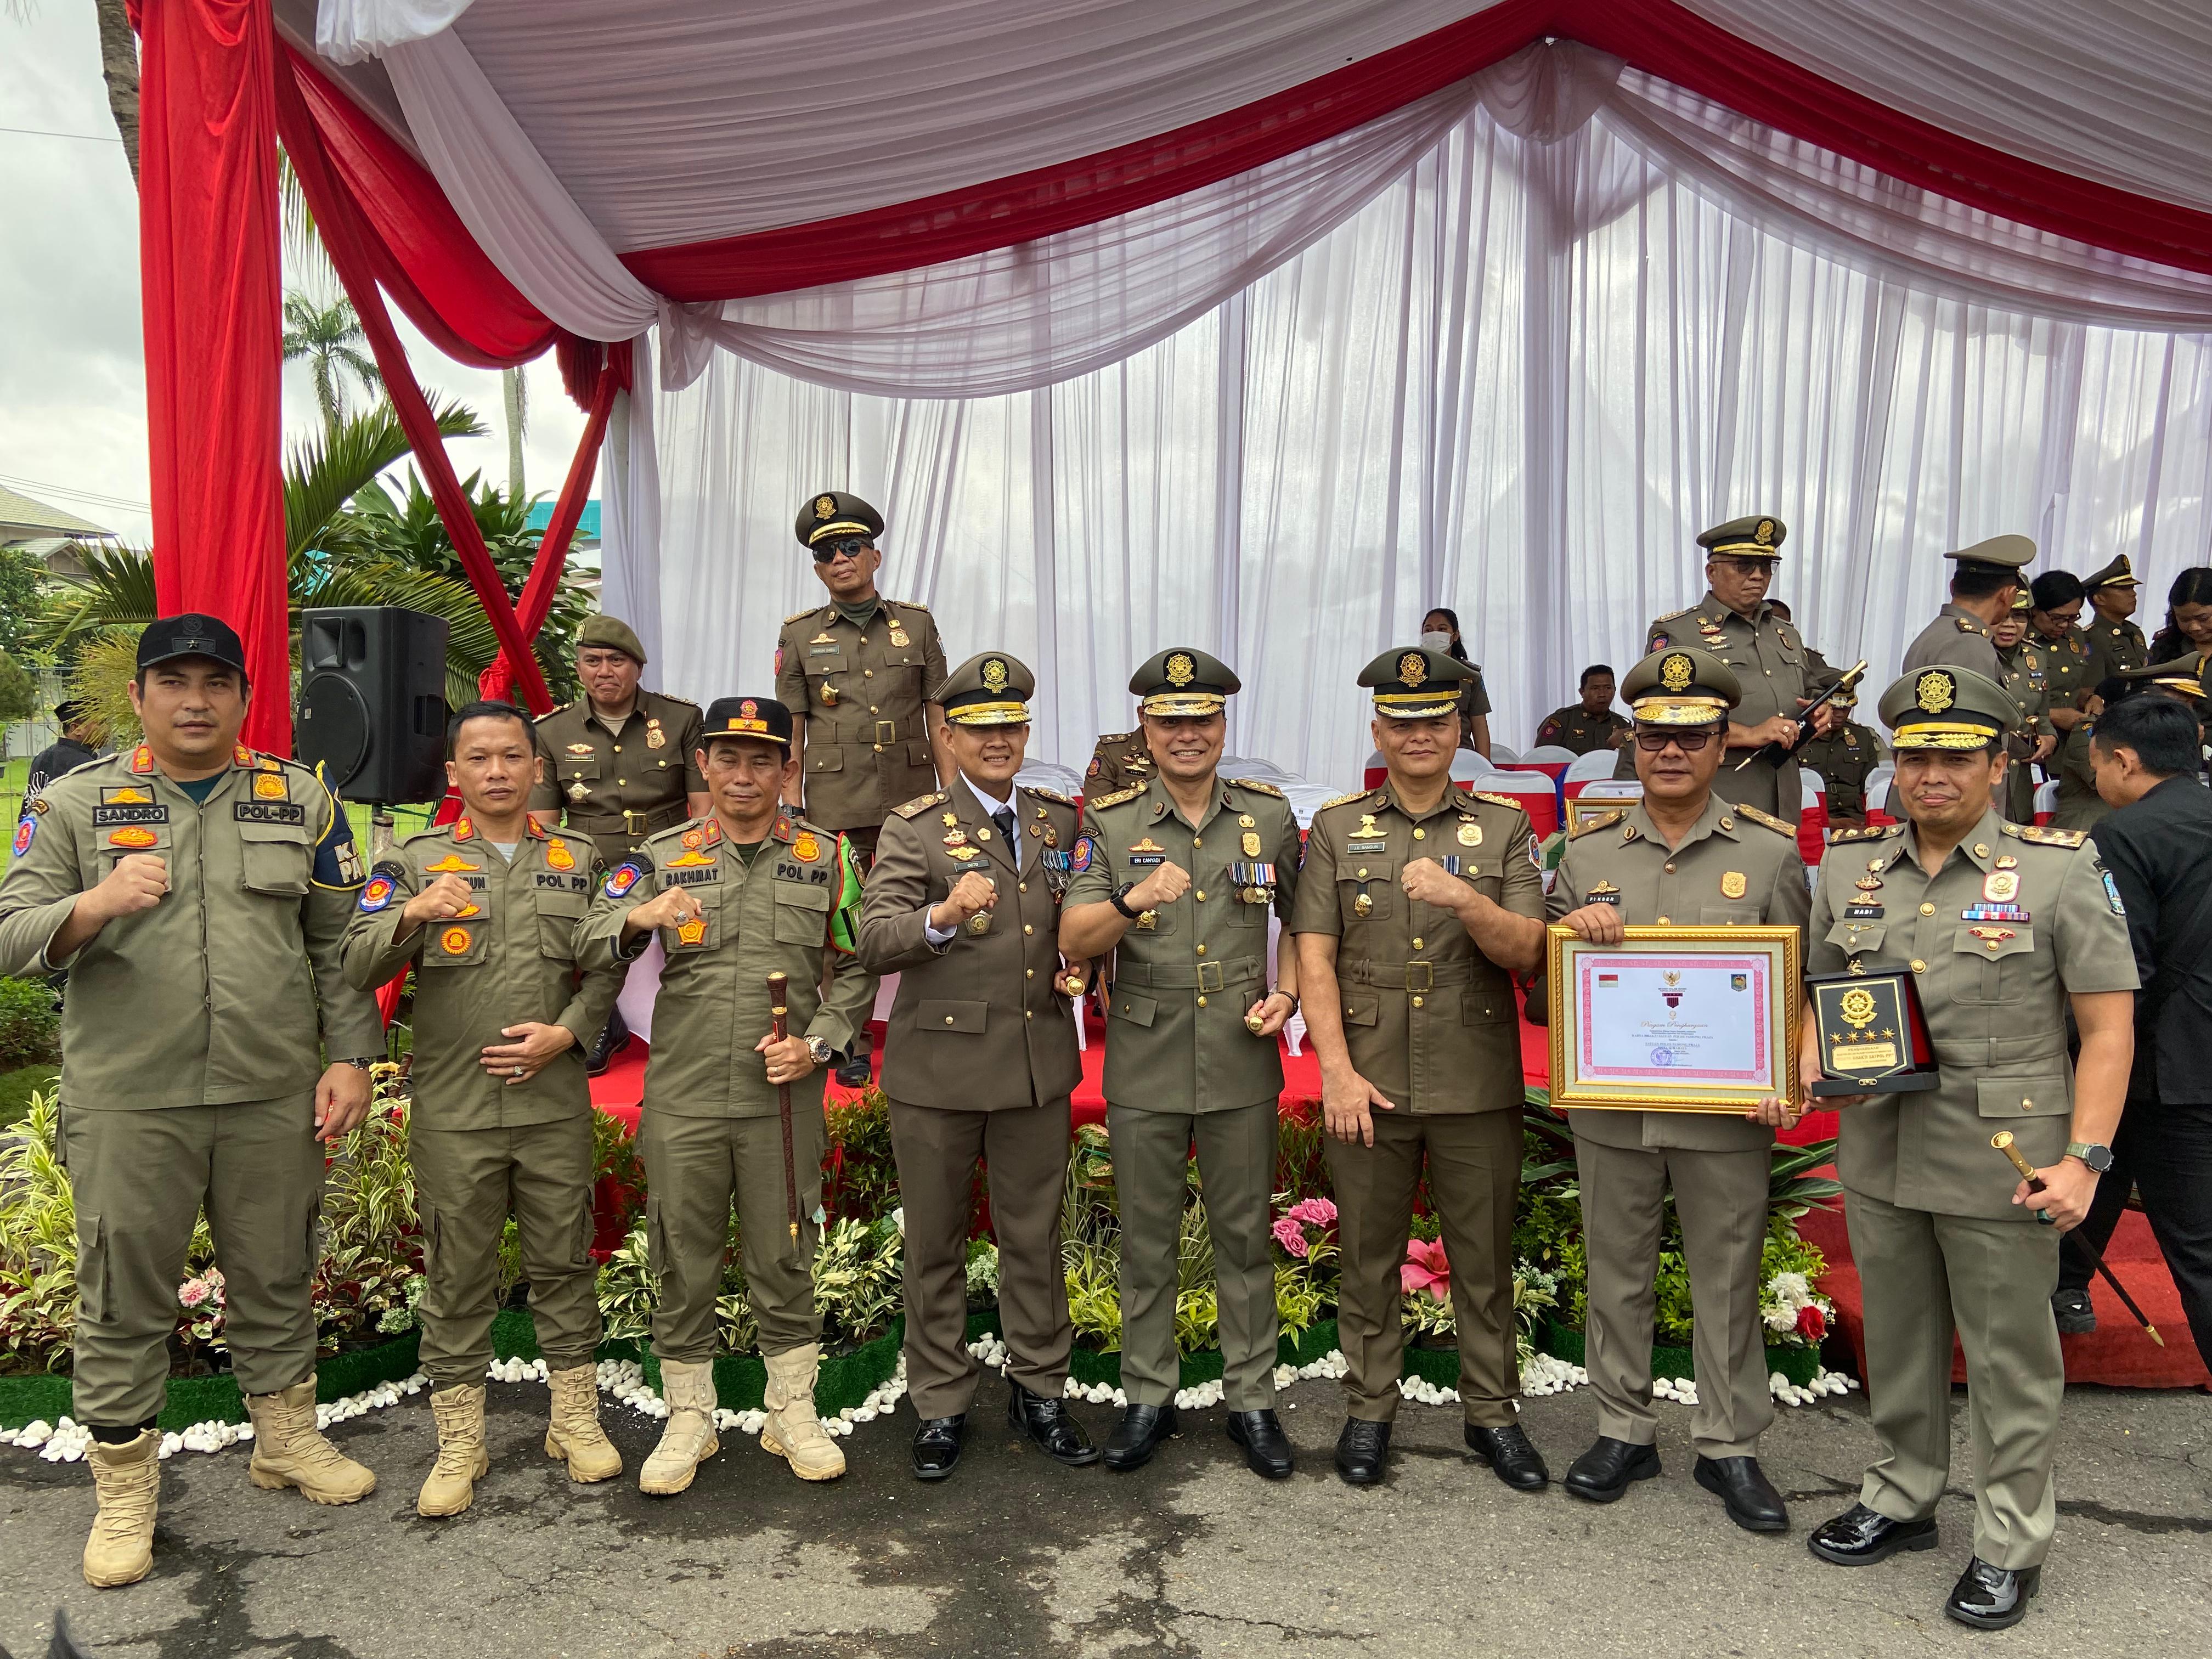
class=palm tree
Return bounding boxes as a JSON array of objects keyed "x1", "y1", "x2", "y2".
[{"x1": 282, "y1": 292, "x2": 383, "y2": 428}]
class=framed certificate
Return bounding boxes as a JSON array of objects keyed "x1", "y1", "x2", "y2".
[{"x1": 1546, "y1": 925, "x2": 1800, "y2": 1112}]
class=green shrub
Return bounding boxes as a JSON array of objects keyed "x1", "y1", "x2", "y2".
[{"x1": 0, "y1": 978, "x2": 60, "y2": 1073}]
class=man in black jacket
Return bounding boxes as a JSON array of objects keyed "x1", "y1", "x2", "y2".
[{"x1": 2054, "y1": 695, "x2": 2212, "y2": 1359}]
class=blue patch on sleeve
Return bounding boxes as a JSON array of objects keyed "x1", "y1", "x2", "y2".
[
  {"x1": 605, "y1": 861, "x2": 646, "y2": 899},
  {"x1": 2102, "y1": 870, "x2": 2126, "y2": 917},
  {"x1": 12, "y1": 814, "x2": 33, "y2": 857},
  {"x1": 311, "y1": 791, "x2": 366, "y2": 889}
]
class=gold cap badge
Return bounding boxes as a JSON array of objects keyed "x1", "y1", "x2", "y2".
[
  {"x1": 814, "y1": 494, "x2": 837, "y2": 520},
  {"x1": 1915, "y1": 670, "x2": 1955, "y2": 714},
  {"x1": 1400, "y1": 651, "x2": 1427, "y2": 687},
  {"x1": 1660, "y1": 652, "x2": 1694, "y2": 692},
  {"x1": 982, "y1": 657, "x2": 1009, "y2": 693},
  {"x1": 1166, "y1": 651, "x2": 1196, "y2": 687}
]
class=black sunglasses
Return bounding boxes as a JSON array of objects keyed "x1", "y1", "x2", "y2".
[
  {"x1": 813, "y1": 538, "x2": 875, "y2": 563},
  {"x1": 1634, "y1": 727, "x2": 1718, "y2": 753}
]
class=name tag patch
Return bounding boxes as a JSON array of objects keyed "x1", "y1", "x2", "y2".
[
  {"x1": 93, "y1": 804, "x2": 168, "y2": 827},
  {"x1": 234, "y1": 800, "x2": 306, "y2": 827},
  {"x1": 533, "y1": 871, "x2": 591, "y2": 895},
  {"x1": 663, "y1": 865, "x2": 721, "y2": 888},
  {"x1": 774, "y1": 861, "x2": 832, "y2": 886}
]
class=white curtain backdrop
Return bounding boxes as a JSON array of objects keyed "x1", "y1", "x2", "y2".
[{"x1": 639, "y1": 50, "x2": 2212, "y2": 789}]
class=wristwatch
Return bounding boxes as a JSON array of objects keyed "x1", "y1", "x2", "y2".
[
  {"x1": 2064, "y1": 1141, "x2": 2114, "y2": 1172},
  {"x1": 1109, "y1": 882, "x2": 1143, "y2": 920},
  {"x1": 805, "y1": 1036, "x2": 834, "y2": 1068},
  {"x1": 338, "y1": 1057, "x2": 377, "y2": 1073}
]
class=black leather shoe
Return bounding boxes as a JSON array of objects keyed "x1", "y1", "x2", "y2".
[
  {"x1": 1103, "y1": 1404, "x2": 1179, "y2": 1472},
  {"x1": 1562, "y1": 1436, "x2": 1661, "y2": 1503},
  {"x1": 2052, "y1": 1286, "x2": 2097, "y2": 1335},
  {"x1": 1465, "y1": 1423, "x2": 1549, "y2": 1491},
  {"x1": 911, "y1": 1414, "x2": 965, "y2": 1481},
  {"x1": 1944, "y1": 1557, "x2": 2041, "y2": 1630},
  {"x1": 585, "y1": 1012, "x2": 630, "y2": 1077},
  {"x1": 1007, "y1": 1381, "x2": 1101, "y2": 1466},
  {"x1": 834, "y1": 1054, "x2": 873, "y2": 1090},
  {"x1": 1694, "y1": 1455, "x2": 1790, "y2": 1532},
  {"x1": 1227, "y1": 1409, "x2": 1294, "y2": 1480},
  {"x1": 1807, "y1": 1502, "x2": 1939, "y2": 1566},
  {"x1": 1334, "y1": 1419, "x2": 1391, "y2": 1486}
]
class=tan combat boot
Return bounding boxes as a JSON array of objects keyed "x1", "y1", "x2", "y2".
[
  {"x1": 637, "y1": 1359, "x2": 719, "y2": 1497},
  {"x1": 82, "y1": 1430, "x2": 160, "y2": 1588},
  {"x1": 244, "y1": 1376, "x2": 377, "y2": 1504},
  {"x1": 760, "y1": 1343, "x2": 846, "y2": 1482},
  {"x1": 544, "y1": 1363, "x2": 622, "y2": 1483},
  {"x1": 417, "y1": 1383, "x2": 490, "y2": 1517}
]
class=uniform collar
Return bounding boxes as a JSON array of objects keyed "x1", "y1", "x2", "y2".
[
  {"x1": 1139, "y1": 772, "x2": 1233, "y2": 830},
  {"x1": 1372, "y1": 782, "x2": 1458, "y2": 823},
  {"x1": 1698, "y1": 591, "x2": 1765, "y2": 631},
  {"x1": 1625, "y1": 792, "x2": 1735, "y2": 850},
  {"x1": 1899, "y1": 808, "x2": 2005, "y2": 873}
]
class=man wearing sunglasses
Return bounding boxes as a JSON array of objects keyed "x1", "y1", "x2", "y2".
[{"x1": 1549, "y1": 646, "x2": 1809, "y2": 1532}]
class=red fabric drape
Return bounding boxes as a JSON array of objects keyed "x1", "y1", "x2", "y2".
[{"x1": 138, "y1": 0, "x2": 292, "y2": 752}]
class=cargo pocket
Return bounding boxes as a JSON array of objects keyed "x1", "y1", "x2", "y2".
[
  {"x1": 76, "y1": 1210, "x2": 106, "y2": 1325},
  {"x1": 662, "y1": 884, "x2": 721, "y2": 954},
  {"x1": 537, "y1": 893, "x2": 588, "y2": 959},
  {"x1": 771, "y1": 879, "x2": 833, "y2": 945},
  {"x1": 1825, "y1": 918, "x2": 1888, "y2": 958},
  {"x1": 1701, "y1": 906, "x2": 1762, "y2": 926},
  {"x1": 1109, "y1": 992, "x2": 1158, "y2": 1029},
  {"x1": 1341, "y1": 990, "x2": 1381, "y2": 1028},
  {"x1": 805, "y1": 747, "x2": 845, "y2": 777},
  {"x1": 1461, "y1": 988, "x2": 1511, "y2": 1026},
  {"x1": 237, "y1": 819, "x2": 313, "y2": 898}
]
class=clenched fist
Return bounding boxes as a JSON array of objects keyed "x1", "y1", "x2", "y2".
[
  {"x1": 1400, "y1": 857, "x2": 1467, "y2": 911},
  {"x1": 91, "y1": 853, "x2": 168, "y2": 922},
  {"x1": 401, "y1": 872, "x2": 475, "y2": 928},
  {"x1": 930, "y1": 871, "x2": 998, "y2": 932},
  {"x1": 1128, "y1": 859, "x2": 1192, "y2": 912},
  {"x1": 625, "y1": 884, "x2": 698, "y2": 936}
]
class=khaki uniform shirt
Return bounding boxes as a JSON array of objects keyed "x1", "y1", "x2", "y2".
[
  {"x1": 1064, "y1": 775, "x2": 1302, "y2": 1114},
  {"x1": 1533, "y1": 706, "x2": 1629, "y2": 756},
  {"x1": 1454, "y1": 667, "x2": 1493, "y2": 748},
  {"x1": 1290, "y1": 784, "x2": 1543, "y2": 1115},
  {"x1": 1993, "y1": 640, "x2": 2052, "y2": 822},
  {"x1": 577, "y1": 814, "x2": 875, "y2": 1119},
  {"x1": 340, "y1": 817, "x2": 621, "y2": 1129},
  {"x1": 1806, "y1": 811, "x2": 2137, "y2": 1219},
  {"x1": 2051, "y1": 723, "x2": 2112, "y2": 833},
  {"x1": 2084, "y1": 616, "x2": 2147, "y2": 684},
  {"x1": 528, "y1": 690, "x2": 707, "y2": 866},
  {"x1": 1798, "y1": 721, "x2": 1882, "y2": 820},
  {"x1": 0, "y1": 743, "x2": 383, "y2": 1108},
  {"x1": 1643, "y1": 594, "x2": 1818, "y2": 816},
  {"x1": 2030, "y1": 625, "x2": 2097, "y2": 712},
  {"x1": 857, "y1": 779, "x2": 1084, "y2": 1113},
  {"x1": 1084, "y1": 730, "x2": 1155, "y2": 793},
  {"x1": 775, "y1": 599, "x2": 949, "y2": 832},
  {"x1": 1547, "y1": 797, "x2": 1810, "y2": 1152},
  {"x1": 1900, "y1": 604, "x2": 2005, "y2": 684}
]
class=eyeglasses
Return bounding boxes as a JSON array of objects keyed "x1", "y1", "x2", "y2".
[
  {"x1": 1634, "y1": 728, "x2": 1717, "y2": 753},
  {"x1": 813, "y1": 538, "x2": 874, "y2": 563}
]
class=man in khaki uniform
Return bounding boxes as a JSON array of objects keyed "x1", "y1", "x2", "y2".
[
  {"x1": 1802, "y1": 666, "x2": 2137, "y2": 1631},
  {"x1": 342, "y1": 701, "x2": 626, "y2": 1516},
  {"x1": 579, "y1": 697, "x2": 874, "y2": 1493},
  {"x1": 775, "y1": 490, "x2": 953, "y2": 862},
  {"x1": 2027, "y1": 572, "x2": 2098, "y2": 735},
  {"x1": 857, "y1": 653, "x2": 1096, "y2": 1480},
  {"x1": 1991, "y1": 590, "x2": 2056, "y2": 823},
  {"x1": 1796, "y1": 685, "x2": 1882, "y2": 827},
  {"x1": 1084, "y1": 727, "x2": 1154, "y2": 793},
  {"x1": 1549, "y1": 647, "x2": 1809, "y2": 1530},
  {"x1": 1902, "y1": 535, "x2": 2033, "y2": 684},
  {"x1": 2079, "y1": 555, "x2": 2147, "y2": 683},
  {"x1": 0, "y1": 615, "x2": 382, "y2": 1587},
  {"x1": 1293, "y1": 646, "x2": 1551, "y2": 1490},
  {"x1": 1635, "y1": 516, "x2": 1836, "y2": 819},
  {"x1": 1060, "y1": 648, "x2": 1303, "y2": 1480},
  {"x1": 528, "y1": 614, "x2": 708, "y2": 1072},
  {"x1": 1533, "y1": 665, "x2": 1629, "y2": 755}
]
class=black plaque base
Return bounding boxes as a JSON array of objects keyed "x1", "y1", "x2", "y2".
[{"x1": 1805, "y1": 969, "x2": 1940, "y2": 1095}]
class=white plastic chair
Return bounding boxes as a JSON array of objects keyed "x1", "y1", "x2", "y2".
[
  {"x1": 1220, "y1": 754, "x2": 1292, "y2": 782},
  {"x1": 1488, "y1": 744, "x2": 1520, "y2": 765},
  {"x1": 1015, "y1": 760, "x2": 1084, "y2": 798},
  {"x1": 1865, "y1": 764, "x2": 1894, "y2": 816},
  {"x1": 1449, "y1": 749, "x2": 1497, "y2": 781},
  {"x1": 1578, "y1": 778, "x2": 1644, "y2": 799},
  {"x1": 1564, "y1": 746, "x2": 1626, "y2": 789},
  {"x1": 1520, "y1": 744, "x2": 1578, "y2": 765},
  {"x1": 1800, "y1": 769, "x2": 1826, "y2": 809}
]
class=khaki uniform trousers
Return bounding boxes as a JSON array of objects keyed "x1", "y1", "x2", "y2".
[
  {"x1": 890, "y1": 1095, "x2": 1073, "y2": 1419},
  {"x1": 413, "y1": 1120, "x2": 602, "y2": 1389},
  {"x1": 65, "y1": 1094, "x2": 322, "y2": 1427},
  {"x1": 1327, "y1": 1108, "x2": 1521, "y2": 1426},
  {"x1": 1108, "y1": 1099, "x2": 1279, "y2": 1412},
  {"x1": 1848, "y1": 1188, "x2": 2066, "y2": 1571},
  {"x1": 1574, "y1": 1137, "x2": 1775, "y2": 1458},
  {"x1": 642, "y1": 1109, "x2": 826, "y2": 1363}
]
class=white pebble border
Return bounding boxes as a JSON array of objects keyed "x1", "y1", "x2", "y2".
[{"x1": 0, "y1": 1346, "x2": 1856, "y2": 1461}]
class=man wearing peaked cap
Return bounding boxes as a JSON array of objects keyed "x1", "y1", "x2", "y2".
[
  {"x1": 1062, "y1": 646, "x2": 1304, "y2": 1481},
  {"x1": 1901, "y1": 535, "x2": 2034, "y2": 686},
  {"x1": 1795, "y1": 680, "x2": 1883, "y2": 828},
  {"x1": 1635, "y1": 515, "x2": 1838, "y2": 821},
  {"x1": 775, "y1": 489, "x2": 952, "y2": 871},
  {"x1": 578, "y1": 693, "x2": 876, "y2": 1494},
  {"x1": 2079, "y1": 555, "x2": 2147, "y2": 682},
  {"x1": 859, "y1": 652, "x2": 1097, "y2": 1479},
  {"x1": 1549, "y1": 647, "x2": 1810, "y2": 1530},
  {"x1": 1990, "y1": 588, "x2": 2056, "y2": 825},
  {"x1": 1292, "y1": 645, "x2": 1552, "y2": 1491},
  {"x1": 1799, "y1": 663, "x2": 2137, "y2": 1630}
]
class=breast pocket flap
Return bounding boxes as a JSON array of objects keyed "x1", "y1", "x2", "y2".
[{"x1": 918, "y1": 998, "x2": 988, "y2": 1034}]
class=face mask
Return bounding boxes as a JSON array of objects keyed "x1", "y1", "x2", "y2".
[{"x1": 1420, "y1": 630, "x2": 1453, "y2": 653}]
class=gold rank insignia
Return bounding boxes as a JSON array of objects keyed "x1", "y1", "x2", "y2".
[
  {"x1": 1458, "y1": 821, "x2": 1482, "y2": 847},
  {"x1": 566, "y1": 743, "x2": 594, "y2": 755},
  {"x1": 944, "y1": 812, "x2": 960, "y2": 827},
  {"x1": 1721, "y1": 871, "x2": 1748, "y2": 899},
  {"x1": 546, "y1": 839, "x2": 575, "y2": 871},
  {"x1": 424, "y1": 853, "x2": 482, "y2": 873},
  {"x1": 252, "y1": 773, "x2": 287, "y2": 800}
]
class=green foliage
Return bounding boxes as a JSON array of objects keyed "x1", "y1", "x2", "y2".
[
  {"x1": 824, "y1": 1088, "x2": 899, "y2": 1222},
  {"x1": 309, "y1": 1082, "x2": 425, "y2": 1350},
  {"x1": 0, "y1": 1066, "x2": 60, "y2": 1130},
  {"x1": 591, "y1": 1106, "x2": 644, "y2": 1238},
  {"x1": 0, "y1": 548, "x2": 53, "y2": 662},
  {"x1": 595, "y1": 1220, "x2": 655, "y2": 1350},
  {"x1": 58, "y1": 630, "x2": 143, "y2": 751},
  {"x1": 1063, "y1": 1240, "x2": 1122, "y2": 1351},
  {"x1": 812, "y1": 1214, "x2": 904, "y2": 1346},
  {"x1": 0, "y1": 978, "x2": 60, "y2": 1071},
  {"x1": 281, "y1": 291, "x2": 381, "y2": 428},
  {"x1": 0, "y1": 1093, "x2": 77, "y2": 1374},
  {"x1": 0, "y1": 653, "x2": 36, "y2": 723}
]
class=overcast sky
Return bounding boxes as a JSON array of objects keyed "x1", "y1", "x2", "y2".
[{"x1": 0, "y1": 4, "x2": 587, "y2": 546}]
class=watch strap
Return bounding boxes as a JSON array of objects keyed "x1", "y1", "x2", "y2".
[
  {"x1": 2064, "y1": 1140, "x2": 2113, "y2": 1170},
  {"x1": 1109, "y1": 883, "x2": 1141, "y2": 920}
]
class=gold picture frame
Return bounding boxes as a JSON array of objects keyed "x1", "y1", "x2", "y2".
[{"x1": 1546, "y1": 924, "x2": 1801, "y2": 1112}]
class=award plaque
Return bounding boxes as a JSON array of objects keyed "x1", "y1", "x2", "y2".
[
  {"x1": 1803, "y1": 970, "x2": 1938, "y2": 1094},
  {"x1": 1547, "y1": 926, "x2": 1799, "y2": 1113}
]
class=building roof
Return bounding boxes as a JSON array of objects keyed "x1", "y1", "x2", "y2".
[{"x1": 0, "y1": 483, "x2": 110, "y2": 542}]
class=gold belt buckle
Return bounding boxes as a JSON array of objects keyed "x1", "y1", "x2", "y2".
[
  {"x1": 1404, "y1": 961, "x2": 1434, "y2": 993},
  {"x1": 1196, "y1": 961, "x2": 1224, "y2": 994},
  {"x1": 874, "y1": 719, "x2": 898, "y2": 746}
]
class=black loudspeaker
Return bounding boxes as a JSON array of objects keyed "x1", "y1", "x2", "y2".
[{"x1": 296, "y1": 607, "x2": 451, "y2": 805}]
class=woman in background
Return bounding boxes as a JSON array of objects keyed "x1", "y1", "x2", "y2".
[
  {"x1": 1421, "y1": 607, "x2": 1492, "y2": 758},
  {"x1": 2146, "y1": 567, "x2": 2212, "y2": 665}
]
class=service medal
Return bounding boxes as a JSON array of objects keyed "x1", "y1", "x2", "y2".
[
  {"x1": 1353, "y1": 892, "x2": 1373, "y2": 918},
  {"x1": 966, "y1": 911, "x2": 991, "y2": 936}
]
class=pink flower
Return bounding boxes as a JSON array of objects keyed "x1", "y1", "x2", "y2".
[
  {"x1": 1287, "y1": 1197, "x2": 1337, "y2": 1228},
  {"x1": 1271, "y1": 1216, "x2": 1310, "y2": 1258},
  {"x1": 178, "y1": 1279, "x2": 209, "y2": 1310},
  {"x1": 1401, "y1": 1238, "x2": 1452, "y2": 1302},
  {"x1": 1796, "y1": 1303, "x2": 1828, "y2": 1341}
]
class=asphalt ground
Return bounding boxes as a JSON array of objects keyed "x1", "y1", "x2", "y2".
[{"x1": 1, "y1": 1376, "x2": 2206, "y2": 1658}]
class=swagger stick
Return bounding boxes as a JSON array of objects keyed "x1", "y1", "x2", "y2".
[
  {"x1": 768, "y1": 972, "x2": 799, "y2": 1251},
  {"x1": 1991, "y1": 1132, "x2": 2163, "y2": 1346}
]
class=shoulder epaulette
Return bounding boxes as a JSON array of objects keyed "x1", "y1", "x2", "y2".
[
  {"x1": 2002, "y1": 821, "x2": 2087, "y2": 848},
  {"x1": 1022, "y1": 785, "x2": 1076, "y2": 807},
  {"x1": 55, "y1": 753, "x2": 109, "y2": 785},
  {"x1": 647, "y1": 690, "x2": 702, "y2": 712},
  {"x1": 397, "y1": 822, "x2": 453, "y2": 849},
  {"x1": 1085, "y1": 784, "x2": 1144, "y2": 811},
  {"x1": 1734, "y1": 804, "x2": 1796, "y2": 837},
  {"x1": 1827, "y1": 823, "x2": 1899, "y2": 844},
  {"x1": 889, "y1": 598, "x2": 932, "y2": 612},
  {"x1": 1096, "y1": 730, "x2": 1135, "y2": 744},
  {"x1": 1955, "y1": 617, "x2": 1985, "y2": 634},
  {"x1": 1568, "y1": 809, "x2": 1622, "y2": 839},
  {"x1": 1228, "y1": 777, "x2": 1285, "y2": 798},
  {"x1": 1654, "y1": 605, "x2": 1697, "y2": 625},
  {"x1": 1470, "y1": 791, "x2": 1527, "y2": 812},
  {"x1": 1317, "y1": 789, "x2": 1372, "y2": 812},
  {"x1": 893, "y1": 792, "x2": 949, "y2": 820},
  {"x1": 783, "y1": 606, "x2": 823, "y2": 626}
]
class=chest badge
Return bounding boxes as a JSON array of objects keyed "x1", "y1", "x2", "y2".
[
  {"x1": 646, "y1": 720, "x2": 666, "y2": 749},
  {"x1": 565, "y1": 743, "x2": 594, "y2": 756},
  {"x1": 947, "y1": 843, "x2": 983, "y2": 861},
  {"x1": 793, "y1": 832, "x2": 822, "y2": 863},
  {"x1": 1242, "y1": 831, "x2": 1262, "y2": 857},
  {"x1": 1238, "y1": 814, "x2": 1256, "y2": 830},
  {"x1": 568, "y1": 780, "x2": 591, "y2": 803},
  {"x1": 942, "y1": 811, "x2": 960, "y2": 828},
  {"x1": 1353, "y1": 892, "x2": 1373, "y2": 918},
  {"x1": 889, "y1": 623, "x2": 911, "y2": 648},
  {"x1": 675, "y1": 915, "x2": 708, "y2": 946},
  {"x1": 1995, "y1": 854, "x2": 2018, "y2": 870},
  {"x1": 1356, "y1": 814, "x2": 1381, "y2": 838},
  {"x1": 424, "y1": 854, "x2": 481, "y2": 874},
  {"x1": 252, "y1": 773, "x2": 287, "y2": 802},
  {"x1": 108, "y1": 826, "x2": 159, "y2": 849},
  {"x1": 1458, "y1": 821, "x2": 1481, "y2": 848},
  {"x1": 545, "y1": 839, "x2": 575, "y2": 871},
  {"x1": 820, "y1": 683, "x2": 840, "y2": 706},
  {"x1": 1983, "y1": 870, "x2": 2020, "y2": 903},
  {"x1": 1720, "y1": 871, "x2": 1747, "y2": 899},
  {"x1": 439, "y1": 926, "x2": 472, "y2": 956}
]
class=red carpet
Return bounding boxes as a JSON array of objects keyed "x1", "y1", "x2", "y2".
[{"x1": 590, "y1": 1015, "x2": 2205, "y2": 1388}]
